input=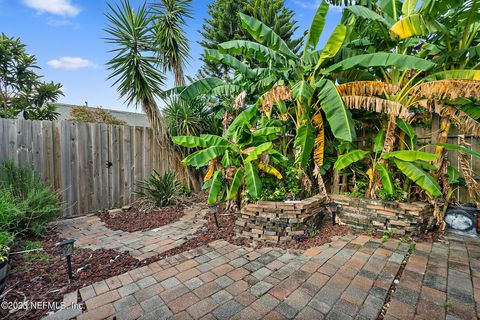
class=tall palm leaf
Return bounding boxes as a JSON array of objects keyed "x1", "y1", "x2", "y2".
[
  {"x1": 104, "y1": 0, "x2": 199, "y2": 189},
  {"x1": 151, "y1": 0, "x2": 192, "y2": 87}
]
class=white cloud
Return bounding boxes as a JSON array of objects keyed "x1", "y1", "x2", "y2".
[
  {"x1": 294, "y1": 0, "x2": 344, "y2": 11},
  {"x1": 23, "y1": 0, "x2": 81, "y2": 17},
  {"x1": 47, "y1": 57, "x2": 97, "y2": 70}
]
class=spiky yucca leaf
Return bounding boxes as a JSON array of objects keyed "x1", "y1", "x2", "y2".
[{"x1": 312, "y1": 113, "x2": 325, "y2": 166}]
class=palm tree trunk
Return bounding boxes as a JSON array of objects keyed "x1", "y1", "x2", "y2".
[
  {"x1": 142, "y1": 98, "x2": 201, "y2": 191},
  {"x1": 458, "y1": 134, "x2": 480, "y2": 205}
]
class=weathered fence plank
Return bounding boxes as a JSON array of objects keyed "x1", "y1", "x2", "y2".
[{"x1": 0, "y1": 118, "x2": 185, "y2": 217}]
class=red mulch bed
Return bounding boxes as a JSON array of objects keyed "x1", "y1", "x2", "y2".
[
  {"x1": 0, "y1": 231, "x2": 141, "y2": 320},
  {"x1": 97, "y1": 206, "x2": 185, "y2": 232}
]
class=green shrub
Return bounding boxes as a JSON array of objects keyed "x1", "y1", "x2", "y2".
[
  {"x1": 0, "y1": 161, "x2": 59, "y2": 237},
  {"x1": 0, "y1": 231, "x2": 12, "y2": 262},
  {"x1": 135, "y1": 171, "x2": 188, "y2": 207}
]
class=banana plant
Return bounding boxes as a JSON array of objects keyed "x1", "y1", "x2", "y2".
[
  {"x1": 173, "y1": 106, "x2": 286, "y2": 205},
  {"x1": 334, "y1": 142, "x2": 442, "y2": 198},
  {"x1": 178, "y1": 1, "x2": 357, "y2": 178}
]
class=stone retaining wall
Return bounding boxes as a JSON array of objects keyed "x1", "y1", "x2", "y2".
[
  {"x1": 235, "y1": 194, "x2": 327, "y2": 243},
  {"x1": 330, "y1": 194, "x2": 435, "y2": 235}
]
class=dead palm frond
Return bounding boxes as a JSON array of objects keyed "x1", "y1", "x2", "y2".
[
  {"x1": 342, "y1": 95, "x2": 413, "y2": 120},
  {"x1": 262, "y1": 85, "x2": 291, "y2": 114},
  {"x1": 312, "y1": 112, "x2": 325, "y2": 166},
  {"x1": 410, "y1": 79, "x2": 480, "y2": 101},
  {"x1": 337, "y1": 81, "x2": 401, "y2": 97}
]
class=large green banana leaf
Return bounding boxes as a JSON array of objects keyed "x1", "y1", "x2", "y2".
[
  {"x1": 227, "y1": 167, "x2": 244, "y2": 200},
  {"x1": 402, "y1": 0, "x2": 418, "y2": 16},
  {"x1": 394, "y1": 159, "x2": 442, "y2": 197},
  {"x1": 382, "y1": 150, "x2": 437, "y2": 162},
  {"x1": 390, "y1": 14, "x2": 441, "y2": 39},
  {"x1": 334, "y1": 150, "x2": 369, "y2": 170},
  {"x1": 344, "y1": 5, "x2": 393, "y2": 27},
  {"x1": 219, "y1": 40, "x2": 284, "y2": 64},
  {"x1": 182, "y1": 146, "x2": 228, "y2": 168},
  {"x1": 180, "y1": 77, "x2": 224, "y2": 100},
  {"x1": 208, "y1": 170, "x2": 223, "y2": 204},
  {"x1": 244, "y1": 142, "x2": 273, "y2": 162},
  {"x1": 224, "y1": 106, "x2": 258, "y2": 138},
  {"x1": 315, "y1": 24, "x2": 347, "y2": 71},
  {"x1": 238, "y1": 13, "x2": 296, "y2": 60},
  {"x1": 375, "y1": 163, "x2": 394, "y2": 195},
  {"x1": 205, "y1": 49, "x2": 257, "y2": 79},
  {"x1": 438, "y1": 143, "x2": 480, "y2": 158},
  {"x1": 373, "y1": 130, "x2": 386, "y2": 153},
  {"x1": 302, "y1": 0, "x2": 329, "y2": 59},
  {"x1": 244, "y1": 162, "x2": 262, "y2": 200},
  {"x1": 210, "y1": 84, "x2": 243, "y2": 96},
  {"x1": 325, "y1": 53, "x2": 436, "y2": 73},
  {"x1": 252, "y1": 127, "x2": 282, "y2": 137},
  {"x1": 294, "y1": 122, "x2": 315, "y2": 168},
  {"x1": 396, "y1": 118, "x2": 417, "y2": 148},
  {"x1": 316, "y1": 79, "x2": 356, "y2": 142},
  {"x1": 173, "y1": 134, "x2": 231, "y2": 148},
  {"x1": 292, "y1": 80, "x2": 314, "y2": 102},
  {"x1": 423, "y1": 70, "x2": 480, "y2": 81}
]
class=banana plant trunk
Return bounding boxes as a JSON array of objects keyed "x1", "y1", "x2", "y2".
[{"x1": 458, "y1": 135, "x2": 480, "y2": 205}]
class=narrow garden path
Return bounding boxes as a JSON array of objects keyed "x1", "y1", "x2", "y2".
[
  {"x1": 384, "y1": 234, "x2": 480, "y2": 320},
  {"x1": 53, "y1": 206, "x2": 208, "y2": 261}
]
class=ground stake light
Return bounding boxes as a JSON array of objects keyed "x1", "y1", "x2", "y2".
[
  {"x1": 209, "y1": 204, "x2": 220, "y2": 228},
  {"x1": 57, "y1": 239, "x2": 75, "y2": 281}
]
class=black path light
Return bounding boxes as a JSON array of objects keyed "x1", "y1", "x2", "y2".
[
  {"x1": 57, "y1": 239, "x2": 75, "y2": 282},
  {"x1": 209, "y1": 203, "x2": 220, "y2": 228}
]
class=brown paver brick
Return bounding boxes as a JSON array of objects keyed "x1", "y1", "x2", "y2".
[
  {"x1": 225, "y1": 280, "x2": 249, "y2": 296},
  {"x1": 168, "y1": 292, "x2": 200, "y2": 313},
  {"x1": 153, "y1": 266, "x2": 178, "y2": 282},
  {"x1": 198, "y1": 271, "x2": 217, "y2": 283},
  {"x1": 227, "y1": 267, "x2": 250, "y2": 281},
  {"x1": 212, "y1": 263, "x2": 235, "y2": 276},
  {"x1": 78, "y1": 303, "x2": 116, "y2": 320},
  {"x1": 193, "y1": 281, "x2": 223, "y2": 299},
  {"x1": 176, "y1": 259, "x2": 199, "y2": 272},
  {"x1": 388, "y1": 299, "x2": 416, "y2": 319},
  {"x1": 85, "y1": 290, "x2": 120, "y2": 310},
  {"x1": 79, "y1": 285, "x2": 96, "y2": 301},
  {"x1": 415, "y1": 298, "x2": 445, "y2": 320},
  {"x1": 105, "y1": 276, "x2": 123, "y2": 290},
  {"x1": 186, "y1": 297, "x2": 218, "y2": 319},
  {"x1": 269, "y1": 286, "x2": 290, "y2": 301},
  {"x1": 177, "y1": 267, "x2": 201, "y2": 282},
  {"x1": 236, "y1": 290, "x2": 257, "y2": 306}
]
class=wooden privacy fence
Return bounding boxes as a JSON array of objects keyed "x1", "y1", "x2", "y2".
[{"x1": 0, "y1": 118, "x2": 183, "y2": 218}]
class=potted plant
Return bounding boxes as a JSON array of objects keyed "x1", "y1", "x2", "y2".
[{"x1": 0, "y1": 232, "x2": 12, "y2": 295}]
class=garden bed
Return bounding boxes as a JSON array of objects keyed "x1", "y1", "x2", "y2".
[
  {"x1": 0, "y1": 231, "x2": 141, "y2": 320},
  {"x1": 330, "y1": 194, "x2": 435, "y2": 235},
  {"x1": 235, "y1": 194, "x2": 328, "y2": 243},
  {"x1": 97, "y1": 206, "x2": 185, "y2": 232}
]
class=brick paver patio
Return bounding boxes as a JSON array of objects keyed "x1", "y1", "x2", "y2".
[
  {"x1": 53, "y1": 206, "x2": 207, "y2": 260},
  {"x1": 46, "y1": 215, "x2": 480, "y2": 320}
]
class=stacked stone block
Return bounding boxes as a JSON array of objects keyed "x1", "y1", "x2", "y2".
[
  {"x1": 330, "y1": 194, "x2": 435, "y2": 235},
  {"x1": 235, "y1": 194, "x2": 327, "y2": 243}
]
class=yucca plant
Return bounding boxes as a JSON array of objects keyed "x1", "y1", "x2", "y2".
[{"x1": 135, "y1": 171, "x2": 186, "y2": 207}]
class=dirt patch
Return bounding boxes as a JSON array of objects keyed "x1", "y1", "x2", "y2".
[
  {"x1": 97, "y1": 206, "x2": 185, "y2": 232},
  {"x1": 0, "y1": 231, "x2": 141, "y2": 320}
]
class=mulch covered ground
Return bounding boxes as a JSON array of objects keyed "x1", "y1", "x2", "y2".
[
  {"x1": 97, "y1": 206, "x2": 185, "y2": 232},
  {"x1": 0, "y1": 231, "x2": 142, "y2": 320}
]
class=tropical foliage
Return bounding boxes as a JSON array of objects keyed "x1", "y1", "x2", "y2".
[
  {"x1": 135, "y1": 171, "x2": 190, "y2": 207},
  {"x1": 0, "y1": 34, "x2": 63, "y2": 120},
  {"x1": 67, "y1": 104, "x2": 127, "y2": 125}
]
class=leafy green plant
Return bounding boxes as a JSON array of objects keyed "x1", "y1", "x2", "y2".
[
  {"x1": 174, "y1": 106, "x2": 288, "y2": 204},
  {"x1": 0, "y1": 161, "x2": 59, "y2": 237},
  {"x1": 23, "y1": 240, "x2": 49, "y2": 264},
  {"x1": 0, "y1": 231, "x2": 12, "y2": 263},
  {"x1": 135, "y1": 171, "x2": 187, "y2": 207},
  {"x1": 67, "y1": 105, "x2": 127, "y2": 125}
]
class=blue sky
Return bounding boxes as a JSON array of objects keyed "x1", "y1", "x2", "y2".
[{"x1": 0, "y1": 0, "x2": 341, "y2": 113}]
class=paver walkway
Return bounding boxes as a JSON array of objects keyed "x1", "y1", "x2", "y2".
[
  {"x1": 46, "y1": 234, "x2": 417, "y2": 320},
  {"x1": 385, "y1": 234, "x2": 480, "y2": 320},
  {"x1": 53, "y1": 206, "x2": 207, "y2": 260}
]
